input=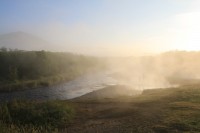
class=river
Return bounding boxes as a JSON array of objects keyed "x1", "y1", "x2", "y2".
[
  {"x1": 0, "y1": 72, "x2": 117, "y2": 101},
  {"x1": 0, "y1": 70, "x2": 175, "y2": 101}
]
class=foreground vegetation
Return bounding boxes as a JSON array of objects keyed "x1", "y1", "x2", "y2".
[
  {"x1": 67, "y1": 85, "x2": 200, "y2": 133},
  {"x1": 133, "y1": 85, "x2": 200, "y2": 133},
  {"x1": 0, "y1": 48, "x2": 104, "y2": 92},
  {"x1": 1, "y1": 85, "x2": 200, "y2": 132},
  {"x1": 0, "y1": 100, "x2": 74, "y2": 133}
]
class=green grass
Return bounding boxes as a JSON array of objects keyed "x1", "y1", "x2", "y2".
[
  {"x1": 69, "y1": 85, "x2": 200, "y2": 133},
  {"x1": 0, "y1": 73, "x2": 80, "y2": 92},
  {"x1": 0, "y1": 100, "x2": 74, "y2": 133},
  {"x1": 140, "y1": 86, "x2": 200, "y2": 132},
  {"x1": 1, "y1": 85, "x2": 200, "y2": 133}
]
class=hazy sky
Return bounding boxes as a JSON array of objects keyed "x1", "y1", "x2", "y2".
[{"x1": 0, "y1": 0, "x2": 200, "y2": 56}]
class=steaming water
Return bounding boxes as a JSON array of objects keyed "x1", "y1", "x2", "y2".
[
  {"x1": 0, "y1": 71, "x2": 173, "y2": 101},
  {"x1": 0, "y1": 72, "x2": 117, "y2": 101}
]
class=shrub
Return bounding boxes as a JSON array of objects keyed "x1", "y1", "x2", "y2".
[{"x1": 0, "y1": 100, "x2": 74, "y2": 132}]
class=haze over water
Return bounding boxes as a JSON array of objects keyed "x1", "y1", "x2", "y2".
[{"x1": 1, "y1": 1, "x2": 200, "y2": 101}]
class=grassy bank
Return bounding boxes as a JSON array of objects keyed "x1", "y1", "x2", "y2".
[
  {"x1": 1, "y1": 85, "x2": 200, "y2": 132},
  {"x1": 67, "y1": 85, "x2": 200, "y2": 133},
  {"x1": 0, "y1": 100, "x2": 74, "y2": 133},
  {"x1": 0, "y1": 73, "x2": 84, "y2": 92}
]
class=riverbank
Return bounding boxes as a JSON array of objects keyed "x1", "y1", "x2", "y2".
[
  {"x1": 1, "y1": 84, "x2": 200, "y2": 132},
  {"x1": 0, "y1": 73, "x2": 83, "y2": 92},
  {"x1": 67, "y1": 84, "x2": 200, "y2": 133}
]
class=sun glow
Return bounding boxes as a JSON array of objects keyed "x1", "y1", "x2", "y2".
[{"x1": 169, "y1": 12, "x2": 200, "y2": 51}]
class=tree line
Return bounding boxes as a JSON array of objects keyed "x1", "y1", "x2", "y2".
[{"x1": 0, "y1": 48, "x2": 104, "y2": 91}]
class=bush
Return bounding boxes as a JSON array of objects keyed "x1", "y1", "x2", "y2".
[{"x1": 0, "y1": 100, "x2": 74, "y2": 132}]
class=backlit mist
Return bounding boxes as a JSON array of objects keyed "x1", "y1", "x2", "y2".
[{"x1": 1, "y1": 0, "x2": 200, "y2": 56}]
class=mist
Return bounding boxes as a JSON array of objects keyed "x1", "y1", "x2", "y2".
[
  {"x1": 2, "y1": 1, "x2": 200, "y2": 132},
  {"x1": 105, "y1": 51, "x2": 200, "y2": 90},
  {"x1": 1, "y1": 31, "x2": 200, "y2": 91}
]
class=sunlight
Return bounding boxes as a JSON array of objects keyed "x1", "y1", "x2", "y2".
[{"x1": 171, "y1": 12, "x2": 200, "y2": 51}]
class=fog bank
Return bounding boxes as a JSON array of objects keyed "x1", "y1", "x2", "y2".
[{"x1": 106, "y1": 51, "x2": 200, "y2": 90}]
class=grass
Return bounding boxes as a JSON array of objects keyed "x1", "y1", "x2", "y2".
[
  {"x1": 0, "y1": 73, "x2": 79, "y2": 92},
  {"x1": 136, "y1": 86, "x2": 200, "y2": 132},
  {"x1": 66, "y1": 85, "x2": 200, "y2": 133},
  {"x1": 0, "y1": 100, "x2": 74, "y2": 133},
  {"x1": 1, "y1": 85, "x2": 200, "y2": 132}
]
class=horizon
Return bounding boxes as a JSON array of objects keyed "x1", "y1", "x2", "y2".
[{"x1": 1, "y1": 0, "x2": 200, "y2": 56}]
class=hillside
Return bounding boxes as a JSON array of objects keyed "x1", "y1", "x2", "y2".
[{"x1": 0, "y1": 32, "x2": 51, "y2": 51}]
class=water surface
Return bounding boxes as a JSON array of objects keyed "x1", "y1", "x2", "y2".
[{"x1": 0, "y1": 72, "x2": 117, "y2": 101}]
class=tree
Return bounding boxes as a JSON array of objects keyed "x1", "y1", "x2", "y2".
[{"x1": 8, "y1": 66, "x2": 18, "y2": 82}]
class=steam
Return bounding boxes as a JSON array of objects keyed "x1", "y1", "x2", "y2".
[{"x1": 106, "y1": 51, "x2": 200, "y2": 90}]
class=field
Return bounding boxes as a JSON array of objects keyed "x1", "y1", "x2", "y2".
[
  {"x1": 65, "y1": 85, "x2": 200, "y2": 133},
  {"x1": 1, "y1": 84, "x2": 200, "y2": 133}
]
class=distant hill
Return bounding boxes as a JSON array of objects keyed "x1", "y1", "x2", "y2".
[{"x1": 0, "y1": 31, "x2": 52, "y2": 51}]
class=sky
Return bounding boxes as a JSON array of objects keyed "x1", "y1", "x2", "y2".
[{"x1": 0, "y1": 0, "x2": 200, "y2": 56}]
